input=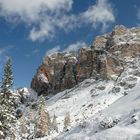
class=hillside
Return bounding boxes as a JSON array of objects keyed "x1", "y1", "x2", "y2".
[
  {"x1": 26, "y1": 25, "x2": 140, "y2": 140},
  {"x1": 34, "y1": 56, "x2": 140, "y2": 139},
  {"x1": 51, "y1": 79, "x2": 140, "y2": 140},
  {"x1": 31, "y1": 25, "x2": 140, "y2": 96},
  {"x1": 1, "y1": 0, "x2": 140, "y2": 139},
  {"x1": 2, "y1": 25, "x2": 140, "y2": 139}
]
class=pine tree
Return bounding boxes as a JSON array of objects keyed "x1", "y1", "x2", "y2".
[
  {"x1": 35, "y1": 95, "x2": 51, "y2": 137},
  {"x1": 52, "y1": 114, "x2": 58, "y2": 133},
  {"x1": 1, "y1": 58, "x2": 13, "y2": 95},
  {"x1": 0, "y1": 58, "x2": 16, "y2": 139},
  {"x1": 19, "y1": 115, "x2": 27, "y2": 138},
  {"x1": 64, "y1": 112, "x2": 71, "y2": 131},
  {"x1": 46, "y1": 111, "x2": 51, "y2": 131}
]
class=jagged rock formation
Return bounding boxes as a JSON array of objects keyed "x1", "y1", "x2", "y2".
[{"x1": 31, "y1": 25, "x2": 140, "y2": 95}]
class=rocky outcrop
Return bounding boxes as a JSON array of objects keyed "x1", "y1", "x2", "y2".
[
  {"x1": 31, "y1": 53, "x2": 78, "y2": 95},
  {"x1": 31, "y1": 25, "x2": 140, "y2": 95}
]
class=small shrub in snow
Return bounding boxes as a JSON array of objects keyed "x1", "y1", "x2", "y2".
[
  {"x1": 96, "y1": 86, "x2": 106, "y2": 90},
  {"x1": 113, "y1": 116, "x2": 121, "y2": 124},
  {"x1": 127, "y1": 76, "x2": 137, "y2": 82},
  {"x1": 90, "y1": 89, "x2": 98, "y2": 97},
  {"x1": 16, "y1": 109, "x2": 23, "y2": 119},
  {"x1": 123, "y1": 91, "x2": 128, "y2": 96},
  {"x1": 131, "y1": 114, "x2": 139, "y2": 124},
  {"x1": 52, "y1": 114, "x2": 58, "y2": 133},
  {"x1": 31, "y1": 102, "x2": 38, "y2": 110},
  {"x1": 133, "y1": 70, "x2": 140, "y2": 77},
  {"x1": 128, "y1": 84, "x2": 136, "y2": 89},
  {"x1": 87, "y1": 104, "x2": 93, "y2": 108},
  {"x1": 83, "y1": 81, "x2": 92, "y2": 88},
  {"x1": 79, "y1": 121, "x2": 88, "y2": 128},
  {"x1": 99, "y1": 116, "x2": 120, "y2": 129},
  {"x1": 112, "y1": 87, "x2": 121, "y2": 93},
  {"x1": 64, "y1": 112, "x2": 71, "y2": 131},
  {"x1": 119, "y1": 81, "x2": 126, "y2": 87},
  {"x1": 124, "y1": 77, "x2": 137, "y2": 90}
]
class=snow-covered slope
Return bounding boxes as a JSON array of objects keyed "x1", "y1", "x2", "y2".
[
  {"x1": 24, "y1": 25, "x2": 140, "y2": 139},
  {"x1": 47, "y1": 79, "x2": 121, "y2": 129},
  {"x1": 8, "y1": 61, "x2": 140, "y2": 140},
  {"x1": 39, "y1": 78, "x2": 136, "y2": 140},
  {"x1": 53, "y1": 78, "x2": 140, "y2": 140},
  {"x1": 40, "y1": 79, "x2": 119, "y2": 139},
  {"x1": 40, "y1": 58, "x2": 140, "y2": 140}
]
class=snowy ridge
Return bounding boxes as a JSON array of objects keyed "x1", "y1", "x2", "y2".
[
  {"x1": 34, "y1": 56, "x2": 140, "y2": 140},
  {"x1": 42, "y1": 79, "x2": 121, "y2": 139},
  {"x1": 27, "y1": 25, "x2": 140, "y2": 139},
  {"x1": 112, "y1": 26, "x2": 140, "y2": 46},
  {"x1": 15, "y1": 56, "x2": 140, "y2": 139},
  {"x1": 55, "y1": 78, "x2": 140, "y2": 140}
]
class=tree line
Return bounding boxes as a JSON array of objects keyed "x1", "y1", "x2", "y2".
[{"x1": 0, "y1": 58, "x2": 71, "y2": 139}]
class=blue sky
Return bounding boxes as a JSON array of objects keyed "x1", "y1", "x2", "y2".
[{"x1": 0, "y1": 0, "x2": 140, "y2": 88}]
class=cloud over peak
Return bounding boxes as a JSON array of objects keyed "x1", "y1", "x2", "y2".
[
  {"x1": 64, "y1": 41, "x2": 87, "y2": 53},
  {"x1": 45, "y1": 46, "x2": 61, "y2": 57},
  {"x1": 83, "y1": 0, "x2": 115, "y2": 31},
  {"x1": 0, "y1": 0, "x2": 115, "y2": 41}
]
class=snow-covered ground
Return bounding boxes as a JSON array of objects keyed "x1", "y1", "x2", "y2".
[
  {"x1": 20, "y1": 56, "x2": 140, "y2": 140},
  {"x1": 53, "y1": 78, "x2": 140, "y2": 140},
  {"x1": 37, "y1": 57, "x2": 140, "y2": 140},
  {"x1": 6, "y1": 63, "x2": 140, "y2": 140},
  {"x1": 33, "y1": 73, "x2": 137, "y2": 140}
]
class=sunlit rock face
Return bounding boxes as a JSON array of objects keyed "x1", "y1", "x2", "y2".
[{"x1": 31, "y1": 25, "x2": 140, "y2": 95}]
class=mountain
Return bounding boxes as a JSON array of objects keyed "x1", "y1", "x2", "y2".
[
  {"x1": 49, "y1": 78, "x2": 140, "y2": 140},
  {"x1": 32, "y1": 48, "x2": 140, "y2": 139},
  {"x1": 31, "y1": 25, "x2": 140, "y2": 96},
  {"x1": 19, "y1": 25, "x2": 140, "y2": 139},
  {"x1": 1, "y1": 25, "x2": 138, "y2": 140},
  {"x1": 45, "y1": 27, "x2": 140, "y2": 138}
]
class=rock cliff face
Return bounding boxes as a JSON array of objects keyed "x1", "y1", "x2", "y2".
[{"x1": 31, "y1": 25, "x2": 140, "y2": 95}]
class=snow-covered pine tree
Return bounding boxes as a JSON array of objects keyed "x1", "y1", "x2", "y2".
[
  {"x1": 64, "y1": 112, "x2": 71, "y2": 131},
  {"x1": 19, "y1": 115, "x2": 27, "y2": 138},
  {"x1": 1, "y1": 58, "x2": 13, "y2": 95},
  {"x1": 52, "y1": 114, "x2": 58, "y2": 133},
  {"x1": 35, "y1": 95, "x2": 51, "y2": 137},
  {"x1": 0, "y1": 58, "x2": 16, "y2": 139},
  {"x1": 46, "y1": 111, "x2": 51, "y2": 132}
]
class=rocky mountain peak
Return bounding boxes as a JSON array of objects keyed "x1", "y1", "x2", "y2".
[{"x1": 31, "y1": 25, "x2": 140, "y2": 95}]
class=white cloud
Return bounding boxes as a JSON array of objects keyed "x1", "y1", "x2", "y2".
[
  {"x1": 28, "y1": 0, "x2": 115, "y2": 41},
  {"x1": 29, "y1": 14, "x2": 79, "y2": 41},
  {"x1": 44, "y1": 41, "x2": 87, "y2": 58},
  {"x1": 82, "y1": 0, "x2": 115, "y2": 32},
  {"x1": 29, "y1": 20, "x2": 55, "y2": 41},
  {"x1": 64, "y1": 41, "x2": 87, "y2": 53},
  {"x1": 0, "y1": 0, "x2": 115, "y2": 41},
  {"x1": 0, "y1": 0, "x2": 73, "y2": 23},
  {"x1": 0, "y1": 0, "x2": 73, "y2": 40},
  {"x1": 45, "y1": 46, "x2": 60, "y2": 57},
  {"x1": 29, "y1": 0, "x2": 115, "y2": 40}
]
